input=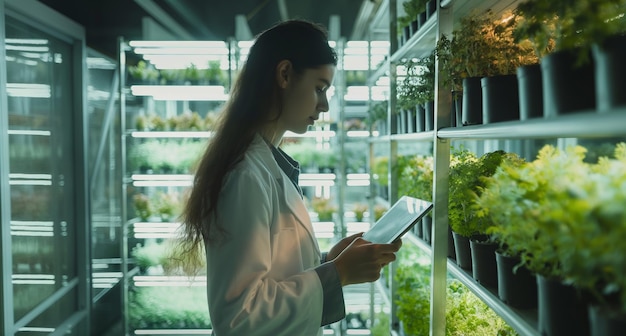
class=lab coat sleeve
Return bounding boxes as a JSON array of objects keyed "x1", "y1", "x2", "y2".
[
  {"x1": 314, "y1": 262, "x2": 345, "y2": 326},
  {"x1": 206, "y1": 168, "x2": 324, "y2": 336}
]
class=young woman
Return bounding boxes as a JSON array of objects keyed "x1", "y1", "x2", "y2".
[{"x1": 176, "y1": 19, "x2": 402, "y2": 335}]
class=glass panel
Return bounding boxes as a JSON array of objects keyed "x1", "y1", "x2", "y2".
[
  {"x1": 86, "y1": 51, "x2": 123, "y2": 332},
  {"x1": 6, "y1": 17, "x2": 77, "y2": 323}
]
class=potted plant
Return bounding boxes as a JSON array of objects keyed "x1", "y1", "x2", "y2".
[
  {"x1": 204, "y1": 60, "x2": 225, "y2": 85},
  {"x1": 373, "y1": 204, "x2": 388, "y2": 221},
  {"x1": 153, "y1": 191, "x2": 181, "y2": 222},
  {"x1": 512, "y1": 0, "x2": 626, "y2": 116},
  {"x1": 131, "y1": 242, "x2": 166, "y2": 273},
  {"x1": 128, "y1": 60, "x2": 160, "y2": 84},
  {"x1": 475, "y1": 152, "x2": 538, "y2": 309},
  {"x1": 548, "y1": 143, "x2": 626, "y2": 335},
  {"x1": 311, "y1": 197, "x2": 337, "y2": 222},
  {"x1": 398, "y1": 154, "x2": 434, "y2": 242},
  {"x1": 352, "y1": 203, "x2": 368, "y2": 222},
  {"x1": 397, "y1": 59, "x2": 420, "y2": 134},
  {"x1": 159, "y1": 69, "x2": 185, "y2": 85},
  {"x1": 439, "y1": 9, "x2": 538, "y2": 125},
  {"x1": 397, "y1": 0, "x2": 425, "y2": 47},
  {"x1": 365, "y1": 100, "x2": 388, "y2": 135},
  {"x1": 132, "y1": 193, "x2": 152, "y2": 221},
  {"x1": 487, "y1": 145, "x2": 592, "y2": 335},
  {"x1": 448, "y1": 148, "x2": 507, "y2": 275}
]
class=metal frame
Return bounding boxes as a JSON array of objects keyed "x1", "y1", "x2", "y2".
[{"x1": 0, "y1": 2, "x2": 15, "y2": 335}]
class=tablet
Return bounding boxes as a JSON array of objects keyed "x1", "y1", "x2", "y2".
[{"x1": 362, "y1": 196, "x2": 433, "y2": 244}]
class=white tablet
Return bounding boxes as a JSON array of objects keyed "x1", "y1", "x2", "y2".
[{"x1": 362, "y1": 195, "x2": 433, "y2": 244}]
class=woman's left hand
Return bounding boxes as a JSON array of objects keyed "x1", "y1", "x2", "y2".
[{"x1": 326, "y1": 232, "x2": 363, "y2": 261}]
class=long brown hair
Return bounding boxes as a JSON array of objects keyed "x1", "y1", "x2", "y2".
[{"x1": 171, "y1": 19, "x2": 337, "y2": 274}]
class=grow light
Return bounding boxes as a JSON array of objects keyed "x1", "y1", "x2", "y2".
[{"x1": 130, "y1": 85, "x2": 228, "y2": 101}]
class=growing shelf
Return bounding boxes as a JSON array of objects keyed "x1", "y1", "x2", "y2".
[
  {"x1": 437, "y1": 109, "x2": 626, "y2": 140},
  {"x1": 390, "y1": 131, "x2": 435, "y2": 142}
]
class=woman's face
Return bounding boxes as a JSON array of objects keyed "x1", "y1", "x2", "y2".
[{"x1": 277, "y1": 64, "x2": 335, "y2": 135}]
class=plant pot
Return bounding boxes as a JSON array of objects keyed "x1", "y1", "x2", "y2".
[
  {"x1": 588, "y1": 304, "x2": 626, "y2": 336},
  {"x1": 409, "y1": 19, "x2": 419, "y2": 37},
  {"x1": 426, "y1": 0, "x2": 436, "y2": 19},
  {"x1": 592, "y1": 34, "x2": 626, "y2": 111},
  {"x1": 417, "y1": 11, "x2": 427, "y2": 29},
  {"x1": 462, "y1": 77, "x2": 483, "y2": 125},
  {"x1": 407, "y1": 108, "x2": 416, "y2": 133},
  {"x1": 424, "y1": 100, "x2": 435, "y2": 131},
  {"x1": 481, "y1": 74, "x2": 520, "y2": 123},
  {"x1": 469, "y1": 235, "x2": 498, "y2": 288},
  {"x1": 447, "y1": 225, "x2": 456, "y2": 260},
  {"x1": 397, "y1": 111, "x2": 407, "y2": 134},
  {"x1": 421, "y1": 215, "x2": 432, "y2": 245},
  {"x1": 452, "y1": 90, "x2": 463, "y2": 127},
  {"x1": 403, "y1": 26, "x2": 411, "y2": 45},
  {"x1": 495, "y1": 251, "x2": 537, "y2": 309},
  {"x1": 517, "y1": 63, "x2": 544, "y2": 120},
  {"x1": 452, "y1": 231, "x2": 472, "y2": 271},
  {"x1": 415, "y1": 104, "x2": 426, "y2": 132},
  {"x1": 450, "y1": 97, "x2": 457, "y2": 127},
  {"x1": 541, "y1": 49, "x2": 596, "y2": 118},
  {"x1": 537, "y1": 274, "x2": 590, "y2": 336}
]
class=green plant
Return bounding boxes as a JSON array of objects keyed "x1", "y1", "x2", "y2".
[
  {"x1": 436, "y1": 9, "x2": 537, "y2": 90},
  {"x1": 311, "y1": 197, "x2": 337, "y2": 222},
  {"x1": 373, "y1": 204, "x2": 388, "y2": 221},
  {"x1": 448, "y1": 148, "x2": 508, "y2": 237},
  {"x1": 372, "y1": 156, "x2": 389, "y2": 186},
  {"x1": 128, "y1": 60, "x2": 160, "y2": 82},
  {"x1": 129, "y1": 285, "x2": 211, "y2": 329},
  {"x1": 554, "y1": 143, "x2": 626, "y2": 313},
  {"x1": 399, "y1": 50, "x2": 437, "y2": 110},
  {"x1": 474, "y1": 153, "x2": 531, "y2": 258},
  {"x1": 204, "y1": 60, "x2": 225, "y2": 85},
  {"x1": 315, "y1": 147, "x2": 339, "y2": 170},
  {"x1": 446, "y1": 281, "x2": 518, "y2": 335},
  {"x1": 131, "y1": 241, "x2": 166, "y2": 270},
  {"x1": 159, "y1": 69, "x2": 185, "y2": 84},
  {"x1": 394, "y1": 243, "x2": 518, "y2": 336},
  {"x1": 185, "y1": 64, "x2": 201, "y2": 83},
  {"x1": 513, "y1": 0, "x2": 626, "y2": 62},
  {"x1": 398, "y1": 0, "x2": 429, "y2": 34},
  {"x1": 352, "y1": 203, "x2": 368, "y2": 222},
  {"x1": 153, "y1": 191, "x2": 181, "y2": 222},
  {"x1": 365, "y1": 100, "x2": 388, "y2": 128},
  {"x1": 133, "y1": 193, "x2": 152, "y2": 221},
  {"x1": 398, "y1": 154, "x2": 434, "y2": 201},
  {"x1": 345, "y1": 70, "x2": 367, "y2": 86},
  {"x1": 370, "y1": 311, "x2": 390, "y2": 336}
]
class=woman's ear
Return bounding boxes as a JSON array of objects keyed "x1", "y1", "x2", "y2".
[{"x1": 275, "y1": 60, "x2": 292, "y2": 89}]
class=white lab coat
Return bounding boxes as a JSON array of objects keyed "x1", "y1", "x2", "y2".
[{"x1": 206, "y1": 134, "x2": 325, "y2": 336}]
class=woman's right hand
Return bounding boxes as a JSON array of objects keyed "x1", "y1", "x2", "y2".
[{"x1": 332, "y1": 237, "x2": 402, "y2": 286}]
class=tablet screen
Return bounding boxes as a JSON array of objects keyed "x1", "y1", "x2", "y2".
[{"x1": 362, "y1": 196, "x2": 433, "y2": 244}]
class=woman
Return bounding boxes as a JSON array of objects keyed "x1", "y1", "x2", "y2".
[{"x1": 177, "y1": 19, "x2": 402, "y2": 335}]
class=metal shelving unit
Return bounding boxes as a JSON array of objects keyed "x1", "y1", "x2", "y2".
[{"x1": 365, "y1": 0, "x2": 626, "y2": 335}]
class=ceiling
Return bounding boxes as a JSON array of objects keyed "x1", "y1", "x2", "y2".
[{"x1": 37, "y1": 0, "x2": 384, "y2": 59}]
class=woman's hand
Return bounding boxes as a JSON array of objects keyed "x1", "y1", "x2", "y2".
[
  {"x1": 332, "y1": 238, "x2": 403, "y2": 286},
  {"x1": 326, "y1": 232, "x2": 363, "y2": 261}
]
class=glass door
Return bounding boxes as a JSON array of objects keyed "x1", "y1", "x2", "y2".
[{"x1": 2, "y1": 4, "x2": 88, "y2": 334}]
